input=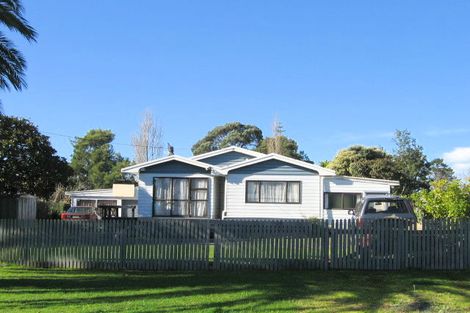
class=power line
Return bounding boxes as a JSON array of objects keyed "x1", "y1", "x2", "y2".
[{"x1": 43, "y1": 131, "x2": 190, "y2": 150}]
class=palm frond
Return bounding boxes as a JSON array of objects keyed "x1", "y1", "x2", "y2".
[
  {"x1": 0, "y1": 0, "x2": 36, "y2": 41},
  {"x1": 0, "y1": 32, "x2": 26, "y2": 90}
]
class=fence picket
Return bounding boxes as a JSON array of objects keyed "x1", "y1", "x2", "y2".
[{"x1": 0, "y1": 218, "x2": 469, "y2": 271}]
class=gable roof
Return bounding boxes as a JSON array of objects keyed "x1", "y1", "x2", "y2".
[
  {"x1": 191, "y1": 146, "x2": 265, "y2": 162},
  {"x1": 121, "y1": 155, "x2": 212, "y2": 175},
  {"x1": 221, "y1": 153, "x2": 336, "y2": 176}
]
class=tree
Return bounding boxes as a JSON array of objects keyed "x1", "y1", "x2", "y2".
[
  {"x1": 70, "y1": 129, "x2": 131, "y2": 189},
  {"x1": 428, "y1": 158, "x2": 455, "y2": 182},
  {"x1": 256, "y1": 119, "x2": 312, "y2": 162},
  {"x1": 327, "y1": 145, "x2": 398, "y2": 180},
  {"x1": 393, "y1": 130, "x2": 431, "y2": 195},
  {"x1": 411, "y1": 179, "x2": 470, "y2": 219},
  {"x1": 0, "y1": 115, "x2": 72, "y2": 198},
  {"x1": 192, "y1": 122, "x2": 263, "y2": 155},
  {"x1": 257, "y1": 136, "x2": 312, "y2": 162},
  {"x1": 132, "y1": 111, "x2": 163, "y2": 163},
  {"x1": 0, "y1": 0, "x2": 36, "y2": 111}
]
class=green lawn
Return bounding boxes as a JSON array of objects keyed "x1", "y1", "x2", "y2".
[{"x1": 0, "y1": 265, "x2": 469, "y2": 312}]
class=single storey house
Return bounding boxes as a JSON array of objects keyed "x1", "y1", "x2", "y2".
[
  {"x1": 121, "y1": 146, "x2": 399, "y2": 220},
  {"x1": 66, "y1": 184, "x2": 138, "y2": 218}
]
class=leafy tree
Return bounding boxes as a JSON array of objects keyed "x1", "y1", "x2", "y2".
[
  {"x1": 327, "y1": 145, "x2": 398, "y2": 180},
  {"x1": 428, "y1": 158, "x2": 455, "y2": 182},
  {"x1": 411, "y1": 180, "x2": 470, "y2": 219},
  {"x1": 70, "y1": 129, "x2": 131, "y2": 189},
  {"x1": 192, "y1": 122, "x2": 263, "y2": 155},
  {"x1": 0, "y1": 0, "x2": 36, "y2": 111},
  {"x1": 256, "y1": 119, "x2": 312, "y2": 162},
  {"x1": 257, "y1": 136, "x2": 311, "y2": 162},
  {"x1": 0, "y1": 115, "x2": 72, "y2": 198},
  {"x1": 393, "y1": 130, "x2": 431, "y2": 195}
]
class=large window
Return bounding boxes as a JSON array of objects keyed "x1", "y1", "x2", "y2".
[
  {"x1": 246, "y1": 181, "x2": 301, "y2": 204},
  {"x1": 325, "y1": 193, "x2": 361, "y2": 210},
  {"x1": 153, "y1": 177, "x2": 208, "y2": 217}
]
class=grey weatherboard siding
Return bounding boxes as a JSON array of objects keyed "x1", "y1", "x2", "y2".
[
  {"x1": 229, "y1": 159, "x2": 318, "y2": 176},
  {"x1": 197, "y1": 151, "x2": 256, "y2": 167},
  {"x1": 141, "y1": 160, "x2": 210, "y2": 174}
]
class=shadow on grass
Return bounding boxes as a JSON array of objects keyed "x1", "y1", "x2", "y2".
[{"x1": 0, "y1": 266, "x2": 469, "y2": 312}]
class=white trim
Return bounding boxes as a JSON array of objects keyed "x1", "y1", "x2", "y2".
[
  {"x1": 65, "y1": 188, "x2": 137, "y2": 200},
  {"x1": 335, "y1": 175, "x2": 400, "y2": 186},
  {"x1": 65, "y1": 189, "x2": 112, "y2": 196},
  {"x1": 121, "y1": 155, "x2": 213, "y2": 174},
  {"x1": 191, "y1": 146, "x2": 265, "y2": 161},
  {"x1": 221, "y1": 153, "x2": 336, "y2": 176}
]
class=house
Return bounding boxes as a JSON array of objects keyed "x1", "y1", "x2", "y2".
[
  {"x1": 121, "y1": 146, "x2": 399, "y2": 220},
  {"x1": 66, "y1": 183, "x2": 138, "y2": 218}
]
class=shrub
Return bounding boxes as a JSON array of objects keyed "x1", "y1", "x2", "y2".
[{"x1": 411, "y1": 179, "x2": 470, "y2": 219}]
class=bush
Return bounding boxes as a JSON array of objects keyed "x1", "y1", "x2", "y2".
[{"x1": 411, "y1": 179, "x2": 470, "y2": 219}]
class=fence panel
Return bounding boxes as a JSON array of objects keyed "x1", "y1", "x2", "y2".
[
  {"x1": 213, "y1": 219, "x2": 328, "y2": 270},
  {"x1": 0, "y1": 219, "x2": 211, "y2": 270},
  {"x1": 0, "y1": 218, "x2": 469, "y2": 271}
]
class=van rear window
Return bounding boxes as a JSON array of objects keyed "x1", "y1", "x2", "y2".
[{"x1": 364, "y1": 200, "x2": 409, "y2": 214}]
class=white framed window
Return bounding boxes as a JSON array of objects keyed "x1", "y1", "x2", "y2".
[
  {"x1": 153, "y1": 177, "x2": 208, "y2": 217},
  {"x1": 324, "y1": 192, "x2": 361, "y2": 210},
  {"x1": 246, "y1": 181, "x2": 301, "y2": 204}
]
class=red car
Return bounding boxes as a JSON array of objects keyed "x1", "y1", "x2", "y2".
[{"x1": 60, "y1": 206, "x2": 101, "y2": 221}]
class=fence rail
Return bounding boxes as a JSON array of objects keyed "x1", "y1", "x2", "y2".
[{"x1": 0, "y1": 218, "x2": 469, "y2": 271}]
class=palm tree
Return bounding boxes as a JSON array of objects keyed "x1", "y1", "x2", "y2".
[{"x1": 0, "y1": 0, "x2": 36, "y2": 94}]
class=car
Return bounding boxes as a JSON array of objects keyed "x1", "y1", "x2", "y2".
[
  {"x1": 348, "y1": 195, "x2": 417, "y2": 224},
  {"x1": 348, "y1": 195, "x2": 416, "y2": 221},
  {"x1": 347, "y1": 195, "x2": 417, "y2": 252},
  {"x1": 60, "y1": 206, "x2": 101, "y2": 221}
]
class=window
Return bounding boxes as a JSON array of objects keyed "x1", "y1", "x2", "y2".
[
  {"x1": 325, "y1": 193, "x2": 361, "y2": 210},
  {"x1": 153, "y1": 177, "x2": 208, "y2": 217},
  {"x1": 364, "y1": 200, "x2": 409, "y2": 214},
  {"x1": 246, "y1": 181, "x2": 301, "y2": 204}
]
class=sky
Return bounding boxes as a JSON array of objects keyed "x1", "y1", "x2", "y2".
[{"x1": 2, "y1": 0, "x2": 470, "y2": 176}]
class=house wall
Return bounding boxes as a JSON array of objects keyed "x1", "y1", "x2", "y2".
[
  {"x1": 196, "y1": 151, "x2": 256, "y2": 167},
  {"x1": 224, "y1": 161, "x2": 320, "y2": 219},
  {"x1": 137, "y1": 173, "x2": 215, "y2": 218},
  {"x1": 322, "y1": 177, "x2": 392, "y2": 220},
  {"x1": 230, "y1": 159, "x2": 318, "y2": 176},
  {"x1": 141, "y1": 160, "x2": 210, "y2": 174},
  {"x1": 136, "y1": 160, "x2": 214, "y2": 218}
]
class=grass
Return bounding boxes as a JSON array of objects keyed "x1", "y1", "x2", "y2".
[{"x1": 0, "y1": 265, "x2": 469, "y2": 312}]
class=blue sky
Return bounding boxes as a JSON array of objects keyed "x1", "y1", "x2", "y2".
[{"x1": 2, "y1": 1, "x2": 470, "y2": 175}]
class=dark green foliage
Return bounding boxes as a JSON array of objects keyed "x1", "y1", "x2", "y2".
[
  {"x1": 191, "y1": 122, "x2": 263, "y2": 155},
  {"x1": 0, "y1": 0, "x2": 36, "y2": 94},
  {"x1": 327, "y1": 145, "x2": 398, "y2": 180},
  {"x1": 257, "y1": 136, "x2": 312, "y2": 162},
  {"x1": 428, "y1": 158, "x2": 455, "y2": 182},
  {"x1": 0, "y1": 115, "x2": 72, "y2": 198},
  {"x1": 70, "y1": 129, "x2": 131, "y2": 190},
  {"x1": 393, "y1": 130, "x2": 431, "y2": 195},
  {"x1": 192, "y1": 122, "x2": 312, "y2": 162},
  {"x1": 328, "y1": 130, "x2": 454, "y2": 195}
]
